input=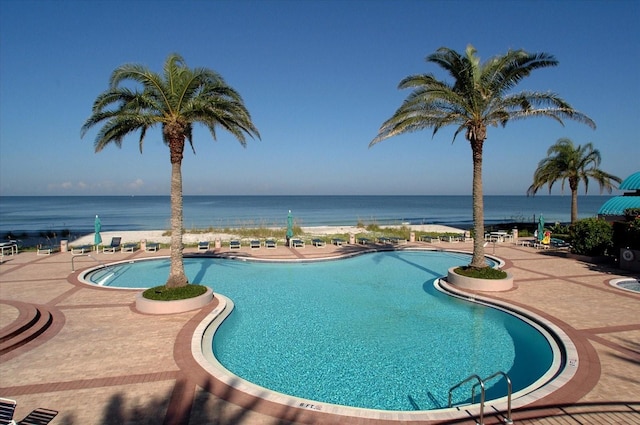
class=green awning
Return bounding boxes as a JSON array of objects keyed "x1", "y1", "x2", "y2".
[{"x1": 598, "y1": 196, "x2": 640, "y2": 216}]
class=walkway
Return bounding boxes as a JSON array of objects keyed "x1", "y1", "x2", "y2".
[{"x1": 1, "y1": 241, "x2": 639, "y2": 424}]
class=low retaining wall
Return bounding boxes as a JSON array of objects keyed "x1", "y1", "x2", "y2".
[
  {"x1": 135, "y1": 288, "x2": 214, "y2": 314},
  {"x1": 446, "y1": 267, "x2": 514, "y2": 292}
]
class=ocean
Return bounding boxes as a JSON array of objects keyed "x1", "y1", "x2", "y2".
[{"x1": 0, "y1": 195, "x2": 611, "y2": 237}]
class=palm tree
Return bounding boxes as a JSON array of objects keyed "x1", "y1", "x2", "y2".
[
  {"x1": 370, "y1": 45, "x2": 595, "y2": 269},
  {"x1": 81, "y1": 54, "x2": 260, "y2": 288},
  {"x1": 527, "y1": 138, "x2": 621, "y2": 224}
]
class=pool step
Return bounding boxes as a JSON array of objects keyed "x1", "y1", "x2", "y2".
[{"x1": 0, "y1": 301, "x2": 54, "y2": 356}]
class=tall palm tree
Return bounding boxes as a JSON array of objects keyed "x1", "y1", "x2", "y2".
[
  {"x1": 81, "y1": 54, "x2": 260, "y2": 288},
  {"x1": 527, "y1": 138, "x2": 621, "y2": 224},
  {"x1": 370, "y1": 45, "x2": 595, "y2": 269}
]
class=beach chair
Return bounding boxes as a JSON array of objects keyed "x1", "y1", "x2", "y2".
[
  {"x1": 357, "y1": 237, "x2": 370, "y2": 245},
  {"x1": 70, "y1": 245, "x2": 92, "y2": 254},
  {"x1": 250, "y1": 239, "x2": 261, "y2": 249},
  {"x1": 0, "y1": 397, "x2": 17, "y2": 425},
  {"x1": 331, "y1": 238, "x2": 344, "y2": 246},
  {"x1": 121, "y1": 242, "x2": 137, "y2": 252},
  {"x1": 390, "y1": 237, "x2": 406, "y2": 245},
  {"x1": 16, "y1": 407, "x2": 58, "y2": 425},
  {"x1": 198, "y1": 241, "x2": 210, "y2": 251},
  {"x1": 312, "y1": 238, "x2": 326, "y2": 247},
  {"x1": 103, "y1": 237, "x2": 121, "y2": 253},
  {"x1": 36, "y1": 244, "x2": 53, "y2": 255},
  {"x1": 292, "y1": 239, "x2": 305, "y2": 248},
  {"x1": 229, "y1": 240, "x2": 241, "y2": 250},
  {"x1": 146, "y1": 242, "x2": 160, "y2": 252},
  {"x1": 265, "y1": 239, "x2": 277, "y2": 249},
  {"x1": 420, "y1": 235, "x2": 440, "y2": 243}
]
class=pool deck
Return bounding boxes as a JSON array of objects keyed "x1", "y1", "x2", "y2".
[{"x1": 1, "y1": 240, "x2": 639, "y2": 424}]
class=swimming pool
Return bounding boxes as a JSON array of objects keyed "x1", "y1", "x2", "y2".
[
  {"x1": 83, "y1": 250, "x2": 563, "y2": 412},
  {"x1": 609, "y1": 277, "x2": 640, "y2": 293}
]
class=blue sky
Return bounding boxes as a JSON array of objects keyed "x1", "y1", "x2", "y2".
[{"x1": 1, "y1": 0, "x2": 638, "y2": 196}]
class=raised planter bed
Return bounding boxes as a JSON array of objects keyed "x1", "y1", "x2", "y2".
[
  {"x1": 135, "y1": 287, "x2": 214, "y2": 314},
  {"x1": 446, "y1": 267, "x2": 513, "y2": 292}
]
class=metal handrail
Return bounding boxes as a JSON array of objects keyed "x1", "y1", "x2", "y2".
[
  {"x1": 473, "y1": 371, "x2": 513, "y2": 424},
  {"x1": 71, "y1": 253, "x2": 106, "y2": 272},
  {"x1": 448, "y1": 371, "x2": 512, "y2": 425},
  {"x1": 448, "y1": 374, "x2": 485, "y2": 425}
]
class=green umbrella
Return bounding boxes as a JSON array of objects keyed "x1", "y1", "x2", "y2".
[
  {"x1": 286, "y1": 210, "x2": 294, "y2": 246},
  {"x1": 94, "y1": 215, "x2": 102, "y2": 248},
  {"x1": 537, "y1": 214, "x2": 544, "y2": 241}
]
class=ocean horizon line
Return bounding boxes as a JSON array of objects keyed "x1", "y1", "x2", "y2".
[{"x1": 1, "y1": 194, "x2": 610, "y2": 237}]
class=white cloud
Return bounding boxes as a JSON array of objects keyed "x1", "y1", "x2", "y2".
[{"x1": 127, "y1": 178, "x2": 144, "y2": 190}]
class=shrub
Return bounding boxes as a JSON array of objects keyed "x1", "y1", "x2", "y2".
[
  {"x1": 624, "y1": 207, "x2": 640, "y2": 221},
  {"x1": 612, "y1": 217, "x2": 640, "y2": 251},
  {"x1": 569, "y1": 218, "x2": 613, "y2": 256}
]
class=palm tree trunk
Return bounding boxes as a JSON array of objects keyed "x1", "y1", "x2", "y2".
[
  {"x1": 165, "y1": 160, "x2": 188, "y2": 288},
  {"x1": 470, "y1": 139, "x2": 486, "y2": 268},
  {"x1": 570, "y1": 189, "x2": 578, "y2": 224}
]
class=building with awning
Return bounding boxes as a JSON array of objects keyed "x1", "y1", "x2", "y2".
[{"x1": 598, "y1": 171, "x2": 640, "y2": 221}]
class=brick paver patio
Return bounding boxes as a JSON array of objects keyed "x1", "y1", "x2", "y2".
[{"x1": 1, "y1": 240, "x2": 638, "y2": 424}]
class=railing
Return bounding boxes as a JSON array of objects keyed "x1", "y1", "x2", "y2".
[
  {"x1": 71, "y1": 253, "x2": 106, "y2": 272},
  {"x1": 448, "y1": 371, "x2": 512, "y2": 425}
]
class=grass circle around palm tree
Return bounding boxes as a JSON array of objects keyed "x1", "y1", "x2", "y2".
[
  {"x1": 143, "y1": 284, "x2": 208, "y2": 301},
  {"x1": 453, "y1": 266, "x2": 507, "y2": 279}
]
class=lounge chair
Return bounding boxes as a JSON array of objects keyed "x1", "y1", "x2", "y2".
[
  {"x1": 517, "y1": 238, "x2": 534, "y2": 247},
  {"x1": 16, "y1": 407, "x2": 58, "y2": 425},
  {"x1": 357, "y1": 237, "x2": 370, "y2": 245},
  {"x1": 312, "y1": 238, "x2": 326, "y2": 247},
  {"x1": 70, "y1": 245, "x2": 92, "y2": 254},
  {"x1": 0, "y1": 241, "x2": 19, "y2": 256},
  {"x1": 550, "y1": 238, "x2": 570, "y2": 248},
  {"x1": 420, "y1": 235, "x2": 440, "y2": 243},
  {"x1": 265, "y1": 239, "x2": 277, "y2": 249},
  {"x1": 0, "y1": 397, "x2": 17, "y2": 425},
  {"x1": 440, "y1": 235, "x2": 459, "y2": 243},
  {"x1": 331, "y1": 238, "x2": 344, "y2": 246},
  {"x1": 198, "y1": 241, "x2": 210, "y2": 251},
  {"x1": 121, "y1": 242, "x2": 137, "y2": 252},
  {"x1": 146, "y1": 242, "x2": 160, "y2": 252},
  {"x1": 103, "y1": 237, "x2": 122, "y2": 253},
  {"x1": 378, "y1": 237, "x2": 392, "y2": 244},
  {"x1": 250, "y1": 239, "x2": 261, "y2": 249},
  {"x1": 390, "y1": 237, "x2": 406, "y2": 245},
  {"x1": 229, "y1": 240, "x2": 241, "y2": 250},
  {"x1": 36, "y1": 244, "x2": 53, "y2": 255},
  {"x1": 292, "y1": 239, "x2": 305, "y2": 248}
]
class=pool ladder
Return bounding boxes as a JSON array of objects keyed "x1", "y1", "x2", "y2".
[{"x1": 448, "y1": 371, "x2": 513, "y2": 425}]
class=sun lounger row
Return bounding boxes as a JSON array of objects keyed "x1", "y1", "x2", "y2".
[
  {"x1": 196, "y1": 238, "x2": 333, "y2": 249},
  {"x1": 0, "y1": 397, "x2": 58, "y2": 425}
]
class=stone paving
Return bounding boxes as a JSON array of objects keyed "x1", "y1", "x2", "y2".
[{"x1": 0, "y1": 240, "x2": 639, "y2": 424}]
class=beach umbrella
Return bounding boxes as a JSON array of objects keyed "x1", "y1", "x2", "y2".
[
  {"x1": 286, "y1": 210, "x2": 294, "y2": 246},
  {"x1": 537, "y1": 214, "x2": 544, "y2": 241},
  {"x1": 94, "y1": 215, "x2": 102, "y2": 250}
]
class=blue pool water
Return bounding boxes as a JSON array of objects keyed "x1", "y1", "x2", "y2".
[
  {"x1": 85, "y1": 251, "x2": 555, "y2": 411},
  {"x1": 611, "y1": 278, "x2": 640, "y2": 293}
]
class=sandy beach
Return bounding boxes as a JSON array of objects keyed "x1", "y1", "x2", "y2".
[{"x1": 67, "y1": 224, "x2": 465, "y2": 247}]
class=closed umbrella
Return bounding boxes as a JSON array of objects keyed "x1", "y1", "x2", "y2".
[
  {"x1": 537, "y1": 214, "x2": 544, "y2": 241},
  {"x1": 286, "y1": 210, "x2": 294, "y2": 247},
  {"x1": 94, "y1": 215, "x2": 102, "y2": 251}
]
